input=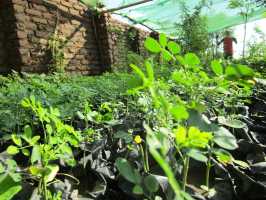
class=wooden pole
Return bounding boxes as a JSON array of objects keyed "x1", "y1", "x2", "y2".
[{"x1": 101, "y1": 0, "x2": 153, "y2": 13}]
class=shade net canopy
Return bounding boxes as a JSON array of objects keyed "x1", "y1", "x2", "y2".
[{"x1": 91, "y1": 0, "x2": 266, "y2": 37}]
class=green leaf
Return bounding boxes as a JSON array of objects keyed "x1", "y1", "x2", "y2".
[
  {"x1": 6, "y1": 146, "x2": 19, "y2": 155},
  {"x1": 162, "y1": 49, "x2": 173, "y2": 62},
  {"x1": 30, "y1": 136, "x2": 40, "y2": 146},
  {"x1": 115, "y1": 158, "x2": 140, "y2": 184},
  {"x1": 0, "y1": 163, "x2": 4, "y2": 173},
  {"x1": 9, "y1": 173, "x2": 21, "y2": 182},
  {"x1": 44, "y1": 165, "x2": 59, "y2": 183},
  {"x1": 77, "y1": 111, "x2": 85, "y2": 120},
  {"x1": 11, "y1": 134, "x2": 22, "y2": 147},
  {"x1": 186, "y1": 149, "x2": 208, "y2": 162},
  {"x1": 184, "y1": 53, "x2": 200, "y2": 67},
  {"x1": 145, "y1": 60, "x2": 154, "y2": 84},
  {"x1": 21, "y1": 149, "x2": 30, "y2": 156},
  {"x1": 130, "y1": 64, "x2": 147, "y2": 83},
  {"x1": 132, "y1": 185, "x2": 143, "y2": 195},
  {"x1": 114, "y1": 131, "x2": 132, "y2": 143},
  {"x1": 144, "y1": 37, "x2": 161, "y2": 53},
  {"x1": 23, "y1": 125, "x2": 32, "y2": 141},
  {"x1": 236, "y1": 64, "x2": 254, "y2": 77},
  {"x1": 29, "y1": 166, "x2": 44, "y2": 177},
  {"x1": 0, "y1": 174, "x2": 22, "y2": 200},
  {"x1": 159, "y1": 33, "x2": 168, "y2": 47},
  {"x1": 211, "y1": 60, "x2": 223, "y2": 76},
  {"x1": 6, "y1": 159, "x2": 17, "y2": 171},
  {"x1": 213, "y1": 126, "x2": 238, "y2": 150},
  {"x1": 46, "y1": 124, "x2": 53, "y2": 135},
  {"x1": 31, "y1": 145, "x2": 41, "y2": 164},
  {"x1": 218, "y1": 116, "x2": 246, "y2": 129},
  {"x1": 167, "y1": 41, "x2": 181, "y2": 55},
  {"x1": 233, "y1": 159, "x2": 249, "y2": 169},
  {"x1": 170, "y1": 105, "x2": 189, "y2": 120},
  {"x1": 144, "y1": 175, "x2": 159, "y2": 193},
  {"x1": 213, "y1": 149, "x2": 232, "y2": 164},
  {"x1": 225, "y1": 66, "x2": 238, "y2": 77}
]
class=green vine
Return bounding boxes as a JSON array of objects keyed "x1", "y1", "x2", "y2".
[{"x1": 48, "y1": 29, "x2": 66, "y2": 73}]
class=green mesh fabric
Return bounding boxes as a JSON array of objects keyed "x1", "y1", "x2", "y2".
[{"x1": 100, "y1": 0, "x2": 266, "y2": 36}]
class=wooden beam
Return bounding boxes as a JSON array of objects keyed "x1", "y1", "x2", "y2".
[{"x1": 101, "y1": 0, "x2": 153, "y2": 13}]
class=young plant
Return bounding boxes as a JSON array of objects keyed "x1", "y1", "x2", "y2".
[
  {"x1": 129, "y1": 33, "x2": 255, "y2": 199},
  {"x1": 4, "y1": 96, "x2": 82, "y2": 200}
]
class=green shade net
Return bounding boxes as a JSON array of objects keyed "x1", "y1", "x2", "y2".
[{"x1": 99, "y1": 0, "x2": 266, "y2": 37}]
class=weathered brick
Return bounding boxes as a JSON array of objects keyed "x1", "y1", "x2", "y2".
[
  {"x1": 35, "y1": 31, "x2": 49, "y2": 38},
  {"x1": 13, "y1": 4, "x2": 25, "y2": 12},
  {"x1": 17, "y1": 31, "x2": 27, "y2": 39},
  {"x1": 32, "y1": 17, "x2": 47, "y2": 24},
  {"x1": 61, "y1": 1, "x2": 72, "y2": 8},
  {"x1": 12, "y1": 0, "x2": 28, "y2": 6},
  {"x1": 26, "y1": 9, "x2": 42, "y2": 17}
]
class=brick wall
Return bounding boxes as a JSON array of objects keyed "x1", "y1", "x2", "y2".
[
  {"x1": 0, "y1": 0, "x2": 18, "y2": 73},
  {"x1": 104, "y1": 16, "x2": 150, "y2": 71},
  {"x1": 0, "y1": 0, "x2": 151, "y2": 74},
  {"x1": 0, "y1": 8, "x2": 5, "y2": 73}
]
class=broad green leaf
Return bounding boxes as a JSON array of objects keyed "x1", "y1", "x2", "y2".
[
  {"x1": 162, "y1": 49, "x2": 172, "y2": 62},
  {"x1": 167, "y1": 41, "x2": 181, "y2": 55},
  {"x1": 213, "y1": 126, "x2": 238, "y2": 150},
  {"x1": 0, "y1": 163, "x2": 4, "y2": 173},
  {"x1": 46, "y1": 124, "x2": 53, "y2": 135},
  {"x1": 233, "y1": 159, "x2": 249, "y2": 169},
  {"x1": 184, "y1": 53, "x2": 200, "y2": 67},
  {"x1": 6, "y1": 146, "x2": 19, "y2": 155},
  {"x1": 30, "y1": 136, "x2": 40, "y2": 146},
  {"x1": 132, "y1": 185, "x2": 143, "y2": 195},
  {"x1": 170, "y1": 105, "x2": 189, "y2": 120},
  {"x1": 225, "y1": 66, "x2": 238, "y2": 77},
  {"x1": 23, "y1": 125, "x2": 32, "y2": 141},
  {"x1": 0, "y1": 174, "x2": 22, "y2": 200},
  {"x1": 144, "y1": 37, "x2": 161, "y2": 53},
  {"x1": 11, "y1": 134, "x2": 22, "y2": 147},
  {"x1": 6, "y1": 159, "x2": 17, "y2": 171},
  {"x1": 29, "y1": 166, "x2": 45, "y2": 177},
  {"x1": 176, "y1": 55, "x2": 185, "y2": 65},
  {"x1": 218, "y1": 116, "x2": 246, "y2": 129},
  {"x1": 9, "y1": 173, "x2": 21, "y2": 182},
  {"x1": 159, "y1": 33, "x2": 167, "y2": 47},
  {"x1": 115, "y1": 158, "x2": 140, "y2": 184},
  {"x1": 31, "y1": 145, "x2": 41, "y2": 164},
  {"x1": 175, "y1": 126, "x2": 187, "y2": 147},
  {"x1": 144, "y1": 175, "x2": 159, "y2": 193},
  {"x1": 211, "y1": 60, "x2": 223, "y2": 76},
  {"x1": 236, "y1": 64, "x2": 254, "y2": 77},
  {"x1": 186, "y1": 149, "x2": 208, "y2": 162},
  {"x1": 114, "y1": 131, "x2": 132, "y2": 143},
  {"x1": 213, "y1": 149, "x2": 232, "y2": 164},
  {"x1": 77, "y1": 111, "x2": 85, "y2": 120},
  {"x1": 44, "y1": 165, "x2": 59, "y2": 183},
  {"x1": 21, "y1": 149, "x2": 30, "y2": 156}
]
